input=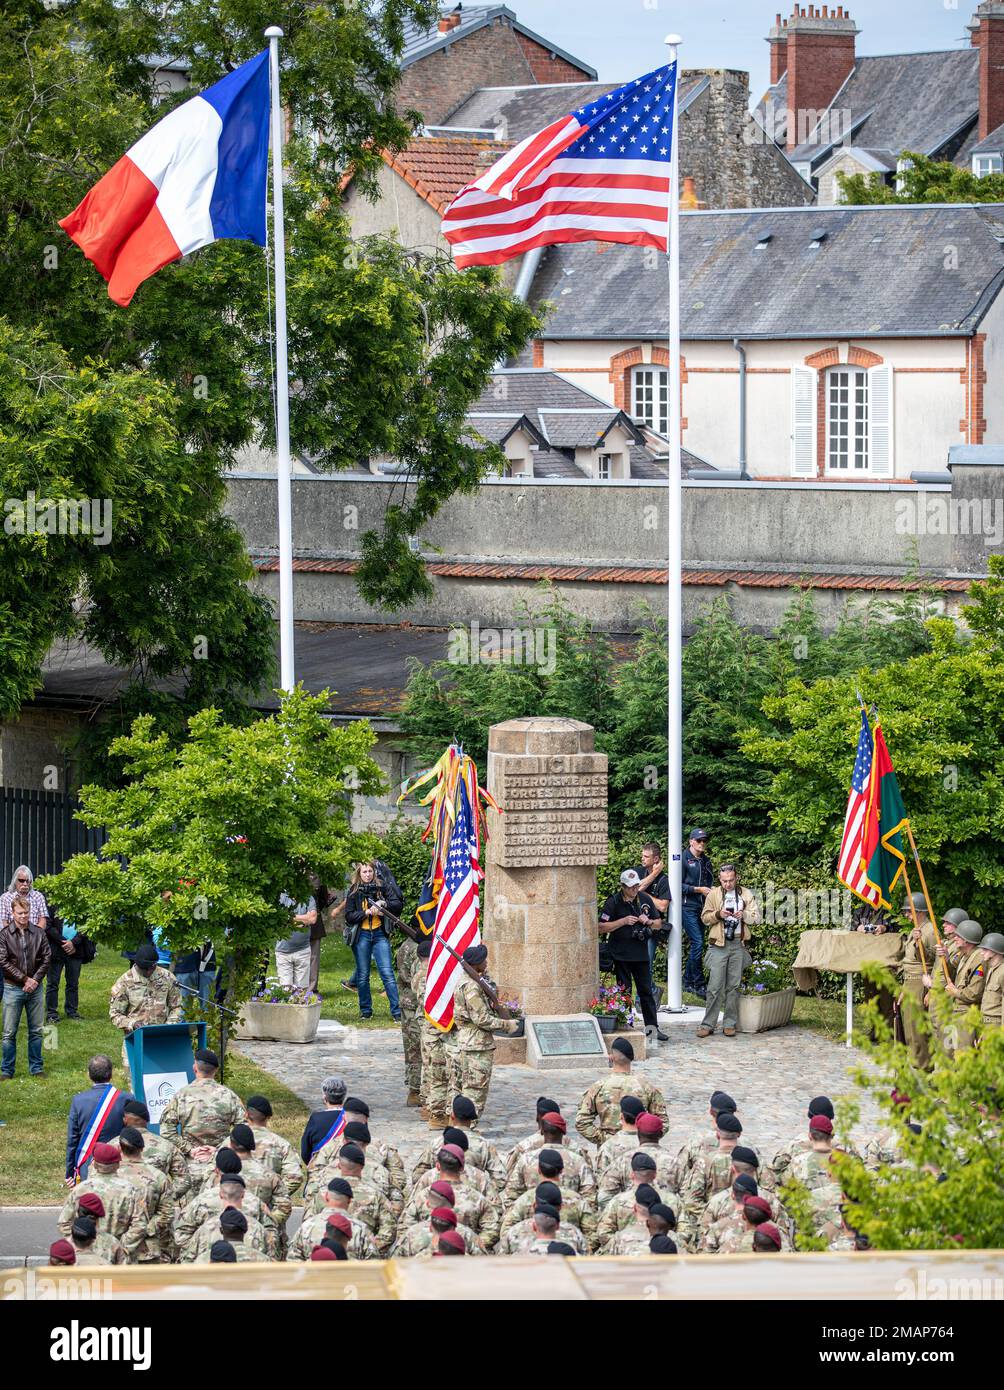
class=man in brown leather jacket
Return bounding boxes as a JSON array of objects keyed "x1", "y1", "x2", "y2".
[{"x1": 0, "y1": 895, "x2": 52, "y2": 1078}]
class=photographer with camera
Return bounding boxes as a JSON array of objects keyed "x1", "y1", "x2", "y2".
[
  {"x1": 344, "y1": 862, "x2": 402, "y2": 1022},
  {"x1": 697, "y1": 864, "x2": 760, "y2": 1039},
  {"x1": 598, "y1": 870, "x2": 669, "y2": 1043}
]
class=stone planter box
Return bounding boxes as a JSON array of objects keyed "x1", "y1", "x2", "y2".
[
  {"x1": 738, "y1": 987, "x2": 797, "y2": 1035},
  {"x1": 604, "y1": 1028, "x2": 646, "y2": 1060},
  {"x1": 234, "y1": 1000, "x2": 322, "y2": 1044}
]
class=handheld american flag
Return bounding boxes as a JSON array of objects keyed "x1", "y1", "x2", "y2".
[
  {"x1": 837, "y1": 709, "x2": 881, "y2": 907},
  {"x1": 424, "y1": 781, "x2": 481, "y2": 1030},
  {"x1": 441, "y1": 60, "x2": 677, "y2": 267}
]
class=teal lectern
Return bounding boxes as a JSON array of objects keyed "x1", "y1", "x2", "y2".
[{"x1": 125, "y1": 1022, "x2": 206, "y2": 1133}]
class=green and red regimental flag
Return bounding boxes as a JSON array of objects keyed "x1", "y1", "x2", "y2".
[{"x1": 860, "y1": 723, "x2": 910, "y2": 909}]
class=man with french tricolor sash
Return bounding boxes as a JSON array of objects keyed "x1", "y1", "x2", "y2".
[{"x1": 65, "y1": 1054, "x2": 132, "y2": 1184}]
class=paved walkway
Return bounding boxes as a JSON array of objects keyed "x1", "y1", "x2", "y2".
[{"x1": 235, "y1": 1019, "x2": 881, "y2": 1172}]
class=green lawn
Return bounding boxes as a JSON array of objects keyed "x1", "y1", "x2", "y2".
[
  {"x1": 316, "y1": 933, "x2": 400, "y2": 1029},
  {"x1": 0, "y1": 950, "x2": 308, "y2": 1206}
]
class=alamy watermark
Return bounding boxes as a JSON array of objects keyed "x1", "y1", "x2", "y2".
[
  {"x1": 762, "y1": 882, "x2": 853, "y2": 926},
  {"x1": 4, "y1": 492, "x2": 112, "y2": 545},
  {"x1": 447, "y1": 620, "x2": 556, "y2": 676},
  {"x1": 895, "y1": 496, "x2": 1004, "y2": 544}
]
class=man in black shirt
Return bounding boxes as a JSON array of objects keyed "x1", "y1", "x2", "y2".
[
  {"x1": 634, "y1": 842, "x2": 670, "y2": 1004},
  {"x1": 682, "y1": 828, "x2": 714, "y2": 998},
  {"x1": 599, "y1": 871, "x2": 668, "y2": 1041}
]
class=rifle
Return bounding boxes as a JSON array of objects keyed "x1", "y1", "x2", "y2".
[{"x1": 374, "y1": 901, "x2": 513, "y2": 1020}]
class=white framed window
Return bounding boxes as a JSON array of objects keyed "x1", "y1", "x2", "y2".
[
  {"x1": 632, "y1": 366, "x2": 668, "y2": 434},
  {"x1": 974, "y1": 154, "x2": 1003, "y2": 178},
  {"x1": 597, "y1": 453, "x2": 612, "y2": 480},
  {"x1": 826, "y1": 367, "x2": 870, "y2": 471}
]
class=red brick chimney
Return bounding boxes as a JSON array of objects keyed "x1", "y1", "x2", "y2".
[
  {"x1": 767, "y1": 13, "x2": 789, "y2": 85},
  {"x1": 971, "y1": 3, "x2": 1004, "y2": 139},
  {"x1": 783, "y1": 5, "x2": 859, "y2": 151},
  {"x1": 438, "y1": 8, "x2": 462, "y2": 33}
]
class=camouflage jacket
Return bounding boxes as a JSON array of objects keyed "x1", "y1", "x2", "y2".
[
  {"x1": 185, "y1": 1221, "x2": 271, "y2": 1263},
  {"x1": 175, "y1": 1188, "x2": 277, "y2": 1257},
  {"x1": 501, "y1": 1185, "x2": 597, "y2": 1249},
  {"x1": 503, "y1": 1131, "x2": 595, "y2": 1176},
  {"x1": 602, "y1": 1223, "x2": 660, "y2": 1257},
  {"x1": 863, "y1": 1128, "x2": 905, "y2": 1169},
  {"x1": 769, "y1": 1135, "x2": 860, "y2": 1189},
  {"x1": 390, "y1": 1222, "x2": 485, "y2": 1257},
  {"x1": 701, "y1": 1186, "x2": 788, "y2": 1232},
  {"x1": 411, "y1": 1131, "x2": 507, "y2": 1189},
  {"x1": 305, "y1": 1176, "x2": 396, "y2": 1254},
  {"x1": 71, "y1": 1232, "x2": 127, "y2": 1265},
  {"x1": 683, "y1": 1147, "x2": 749, "y2": 1222},
  {"x1": 702, "y1": 1212, "x2": 792, "y2": 1253},
  {"x1": 675, "y1": 1132, "x2": 769, "y2": 1191},
  {"x1": 250, "y1": 1124, "x2": 304, "y2": 1198},
  {"x1": 409, "y1": 1162, "x2": 499, "y2": 1206},
  {"x1": 574, "y1": 1074, "x2": 668, "y2": 1145},
  {"x1": 193, "y1": 1239, "x2": 263, "y2": 1263},
  {"x1": 594, "y1": 1130, "x2": 645, "y2": 1174},
  {"x1": 116, "y1": 1159, "x2": 175, "y2": 1260},
  {"x1": 453, "y1": 976, "x2": 516, "y2": 1052},
  {"x1": 397, "y1": 939, "x2": 420, "y2": 1015},
  {"x1": 109, "y1": 964, "x2": 183, "y2": 1033},
  {"x1": 159, "y1": 1078, "x2": 246, "y2": 1158},
  {"x1": 597, "y1": 1144, "x2": 681, "y2": 1208},
  {"x1": 57, "y1": 1169, "x2": 149, "y2": 1260},
  {"x1": 287, "y1": 1209, "x2": 379, "y2": 1261},
  {"x1": 496, "y1": 1218, "x2": 587, "y2": 1255},
  {"x1": 305, "y1": 1157, "x2": 393, "y2": 1214},
  {"x1": 596, "y1": 1185, "x2": 683, "y2": 1249},
  {"x1": 503, "y1": 1148, "x2": 596, "y2": 1206},
  {"x1": 196, "y1": 1153, "x2": 292, "y2": 1222},
  {"x1": 109, "y1": 1127, "x2": 190, "y2": 1201},
  {"x1": 788, "y1": 1146, "x2": 841, "y2": 1192},
  {"x1": 401, "y1": 1182, "x2": 500, "y2": 1249}
]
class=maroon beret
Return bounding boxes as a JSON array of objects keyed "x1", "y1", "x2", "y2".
[
  {"x1": 310, "y1": 1245, "x2": 338, "y2": 1260},
  {"x1": 809, "y1": 1114, "x2": 833, "y2": 1135},
  {"x1": 430, "y1": 1206, "x2": 458, "y2": 1227},
  {"x1": 77, "y1": 1192, "x2": 106, "y2": 1217},
  {"x1": 92, "y1": 1142, "x2": 120, "y2": 1165},
  {"x1": 636, "y1": 1112, "x2": 664, "y2": 1137},
  {"x1": 430, "y1": 1179, "x2": 455, "y2": 1203},
  {"x1": 326, "y1": 1212, "x2": 352, "y2": 1237},
  {"x1": 541, "y1": 1111, "x2": 566, "y2": 1132},
  {"x1": 49, "y1": 1239, "x2": 76, "y2": 1264}
]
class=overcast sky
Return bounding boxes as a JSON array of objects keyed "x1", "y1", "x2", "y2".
[{"x1": 508, "y1": 0, "x2": 976, "y2": 99}]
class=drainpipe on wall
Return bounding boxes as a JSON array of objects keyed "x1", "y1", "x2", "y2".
[
  {"x1": 733, "y1": 337, "x2": 748, "y2": 480},
  {"x1": 493, "y1": 247, "x2": 545, "y2": 373}
]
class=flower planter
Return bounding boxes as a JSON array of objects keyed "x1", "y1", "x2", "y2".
[
  {"x1": 234, "y1": 999, "x2": 322, "y2": 1044},
  {"x1": 597, "y1": 1015, "x2": 618, "y2": 1034},
  {"x1": 738, "y1": 986, "x2": 796, "y2": 1035}
]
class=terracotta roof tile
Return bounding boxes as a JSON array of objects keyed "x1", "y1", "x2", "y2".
[{"x1": 382, "y1": 137, "x2": 513, "y2": 216}]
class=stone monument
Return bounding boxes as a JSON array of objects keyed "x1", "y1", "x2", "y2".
[{"x1": 482, "y1": 717, "x2": 607, "y2": 1018}]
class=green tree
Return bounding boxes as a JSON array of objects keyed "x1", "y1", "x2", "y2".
[
  {"x1": 838, "y1": 151, "x2": 1004, "y2": 204},
  {"x1": 37, "y1": 690, "x2": 384, "y2": 1023}
]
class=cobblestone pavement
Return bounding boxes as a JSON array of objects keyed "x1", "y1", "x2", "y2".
[{"x1": 234, "y1": 1021, "x2": 881, "y2": 1170}]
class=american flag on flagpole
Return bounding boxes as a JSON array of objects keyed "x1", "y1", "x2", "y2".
[
  {"x1": 440, "y1": 60, "x2": 677, "y2": 267},
  {"x1": 837, "y1": 709, "x2": 881, "y2": 906},
  {"x1": 424, "y1": 781, "x2": 481, "y2": 1029}
]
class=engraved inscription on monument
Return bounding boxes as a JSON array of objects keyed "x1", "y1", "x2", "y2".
[
  {"x1": 532, "y1": 1019, "x2": 605, "y2": 1057},
  {"x1": 497, "y1": 755, "x2": 608, "y2": 868}
]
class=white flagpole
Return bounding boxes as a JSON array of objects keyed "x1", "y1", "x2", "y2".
[
  {"x1": 664, "y1": 34, "x2": 684, "y2": 1016},
  {"x1": 266, "y1": 25, "x2": 295, "y2": 693}
]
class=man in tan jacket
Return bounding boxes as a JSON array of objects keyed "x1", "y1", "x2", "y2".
[{"x1": 697, "y1": 865, "x2": 760, "y2": 1039}]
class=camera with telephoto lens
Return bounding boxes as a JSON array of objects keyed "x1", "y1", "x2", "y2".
[{"x1": 632, "y1": 909, "x2": 652, "y2": 942}]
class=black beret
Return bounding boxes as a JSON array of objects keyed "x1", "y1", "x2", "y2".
[
  {"x1": 733, "y1": 1173, "x2": 758, "y2": 1196},
  {"x1": 216, "y1": 1149, "x2": 242, "y2": 1174},
  {"x1": 533, "y1": 1202, "x2": 561, "y2": 1222},
  {"x1": 452, "y1": 1095, "x2": 478, "y2": 1121},
  {"x1": 538, "y1": 1147, "x2": 564, "y2": 1172},
  {"x1": 620, "y1": 1095, "x2": 645, "y2": 1118},
  {"x1": 717, "y1": 1113, "x2": 743, "y2": 1134},
  {"x1": 320, "y1": 1239, "x2": 348, "y2": 1260},
  {"x1": 442, "y1": 1127, "x2": 469, "y2": 1151},
  {"x1": 731, "y1": 1145, "x2": 758, "y2": 1167},
  {"x1": 71, "y1": 1216, "x2": 97, "y2": 1241},
  {"x1": 631, "y1": 1151, "x2": 657, "y2": 1171},
  {"x1": 808, "y1": 1096, "x2": 834, "y2": 1119},
  {"x1": 463, "y1": 944, "x2": 488, "y2": 967},
  {"x1": 119, "y1": 1128, "x2": 144, "y2": 1151},
  {"x1": 344, "y1": 1097, "x2": 370, "y2": 1117},
  {"x1": 230, "y1": 1124, "x2": 255, "y2": 1151},
  {"x1": 328, "y1": 1177, "x2": 353, "y2": 1197},
  {"x1": 649, "y1": 1202, "x2": 677, "y2": 1227},
  {"x1": 634, "y1": 1183, "x2": 660, "y2": 1208},
  {"x1": 210, "y1": 1241, "x2": 237, "y2": 1263},
  {"x1": 536, "y1": 1097, "x2": 560, "y2": 1116},
  {"x1": 535, "y1": 1181, "x2": 562, "y2": 1206},
  {"x1": 649, "y1": 1235, "x2": 678, "y2": 1254},
  {"x1": 122, "y1": 1100, "x2": 150, "y2": 1120},
  {"x1": 417, "y1": 938, "x2": 432, "y2": 959},
  {"x1": 343, "y1": 1121, "x2": 370, "y2": 1143},
  {"x1": 218, "y1": 1174, "x2": 245, "y2": 1189},
  {"x1": 710, "y1": 1090, "x2": 737, "y2": 1112},
  {"x1": 194, "y1": 1048, "x2": 219, "y2": 1067},
  {"x1": 219, "y1": 1208, "x2": 248, "y2": 1234},
  {"x1": 547, "y1": 1241, "x2": 576, "y2": 1256},
  {"x1": 339, "y1": 1143, "x2": 365, "y2": 1165},
  {"x1": 134, "y1": 944, "x2": 159, "y2": 966},
  {"x1": 245, "y1": 1094, "x2": 272, "y2": 1117},
  {"x1": 611, "y1": 1038, "x2": 634, "y2": 1060}
]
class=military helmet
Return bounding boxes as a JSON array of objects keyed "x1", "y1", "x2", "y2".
[
  {"x1": 942, "y1": 907, "x2": 968, "y2": 927},
  {"x1": 956, "y1": 920, "x2": 984, "y2": 945},
  {"x1": 903, "y1": 891, "x2": 927, "y2": 911},
  {"x1": 981, "y1": 932, "x2": 1004, "y2": 956}
]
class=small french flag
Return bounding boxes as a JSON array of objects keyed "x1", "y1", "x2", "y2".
[{"x1": 59, "y1": 50, "x2": 270, "y2": 306}]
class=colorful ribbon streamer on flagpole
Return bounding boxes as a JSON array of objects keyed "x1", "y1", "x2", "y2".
[{"x1": 398, "y1": 743, "x2": 500, "y2": 899}]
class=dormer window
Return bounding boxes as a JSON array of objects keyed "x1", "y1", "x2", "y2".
[
  {"x1": 632, "y1": 366, "x2": 668, "y2": 434},
  {"x1": 974, "y1": 153, "x2": 1003, "y2": 178},
  {"x1": 597, "y1": 453, "x2": 612, "y2": 480}
]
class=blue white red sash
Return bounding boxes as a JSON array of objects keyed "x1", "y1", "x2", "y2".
[
  {"x1": 308, "y1": 1110, "x2": 346, "y2": 1163},
  {"x1": 74, "y1": 1085, "x2": 120, "y2": 1181}
]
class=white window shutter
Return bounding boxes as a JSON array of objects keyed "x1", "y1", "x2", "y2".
[
  {"x1": 791, "y1": 366, "x2": 816, "y2": 476},
  {"x1": 868, "y1": 364, "x2": 893, "y2": 476}
]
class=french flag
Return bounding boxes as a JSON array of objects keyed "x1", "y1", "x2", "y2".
[{"x1": 60, "y1": 50, "x2": 270, "y2": 306}]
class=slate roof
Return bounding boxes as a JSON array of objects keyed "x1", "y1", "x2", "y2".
[
  {"x1": 973, "y1": 122, "x2": 1004, "y2": 156},
  {"x1": 399, "y1": 4, "x2": 595, "y2": 79},
  {"x1": 380, "y1": 136, "x2": 510, "y2": 214},
  {"x1": 787, "y1": 49, "x2": 981, "y2": 169},
  {"x1": 527, "y1": 203, "x2": 1004, "y2": 340},
  {"x1": 443, "y1": 74, "x2": 706, "y2": 141}
]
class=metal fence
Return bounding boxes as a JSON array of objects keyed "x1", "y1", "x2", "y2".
[{"x1": 0, "y1": 786, "x2": 107, "y2": 882}]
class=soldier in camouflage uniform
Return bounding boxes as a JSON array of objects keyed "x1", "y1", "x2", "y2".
[
  {"x1": 219, "y1": 1125, "x2": 292, "y2": 1248},
  {"x1": 68, "y1": 1213, "x2": 128, "y2": 1265},
  {"x1": 245, "y1": 1094, "x2": 303, "y2": 1201},
  {"x1": 598, "y1": 1112, "x2": 681, "y2": 1206},
  {"x1": 108, "y1": 943, "x2": 183, "y2": 1072},
  {"x1": 702, "y1": 1193, "x2": 792, "y2": 1253},
  {"x1": 505, "y1": 1105, "x2": 595, "y2": 1176},
  {"x1": 501, "y1": 1176, "x2": 598, "y2": 1251},
  {"x1": 313, "y1": 1096, "x2": 406, "y2": 1204},
  {"x1": 896, "y1": 892, "x2": 939, "y2": 1068},
  {"x1": 411, "y1": 1096, "x2": 507, "y2": 1188},
  {"x1": 115, "y1": 1127, "x2": 175, "y2": 1262},
  {"x1": 942, "y1": 920, "x2": 986, "y2": 1053},
  {"x1": 412, "y1": 1130, "x2": 500, "y2": 1202},
  {"x1": 402, "y1": 1159, "x2": 501, "y2": 1249},
  {"x1": 767, "y1": 1097, "x2": 860, "y2": 1189},
  {"x1": 674, "y1": 1090, "x2": 765, "y2": 1189},
  {"x1": 412, "y1": 940, "x2": 452, "y2": 1125},
  {"x1": 158, "y1": 1048, "x2": 245, "y2": 1170},
  {"x1": 57, "y1": 1144, "x2": 148, "y2": 1261},
  {"x1": 497, "y1": 1202, "x2": 587, "y2": 1255},
  {"x1": 176, "y1": 1174, "x2": 274, "y2": 1260},
  {"x1": 574, "y1": 1038, "x2": 667, "y2": 1145},
  {"x1": 392, "y1": 1200, "x2": 485, "y2": 1257},
  {"x1": 680, "y1": 1113, "x2": 751, "y2": 1247},
  {"x1": 596, "y1": 1164, "x2": 681, "y2": 1249},
  {"x1": 396, "y1": 935, "x2": 423, "y2": 1106},
  {"x1": 785, "y1": 1116, "x2": 846, "y2": 1235},
  {"x1": 112, "y1": 1099, "x2": 190, "y2": 1201},
  {"x1": 451, "y1": 943, "x2": 520, "y2": 1119},
  {"x1": 189, "y1": 1206, "x2": 270, "y2": 1262},
  {"x1": 592, "y1": 1096, "x2": 647, "y2": 1172},
  {"x1": 603, "y1": 1200, "x2": 676, "y2": 1256},
  {"x1": 307, "y1": 1149, "x2": 396, "y2": 1253},
  {"x1": 504, "y1": 1139, "x2": 595, "y2": 1206},
  {"x1": 305, "y1": 1137, "x2": 394, "y2": 1215},
  {"x1": 288, "y1": 1199, "x2": 379, "y2": 1261},
  {"x1": 700, "y1": 1171, "x2": 788, "y2": 1237}
]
